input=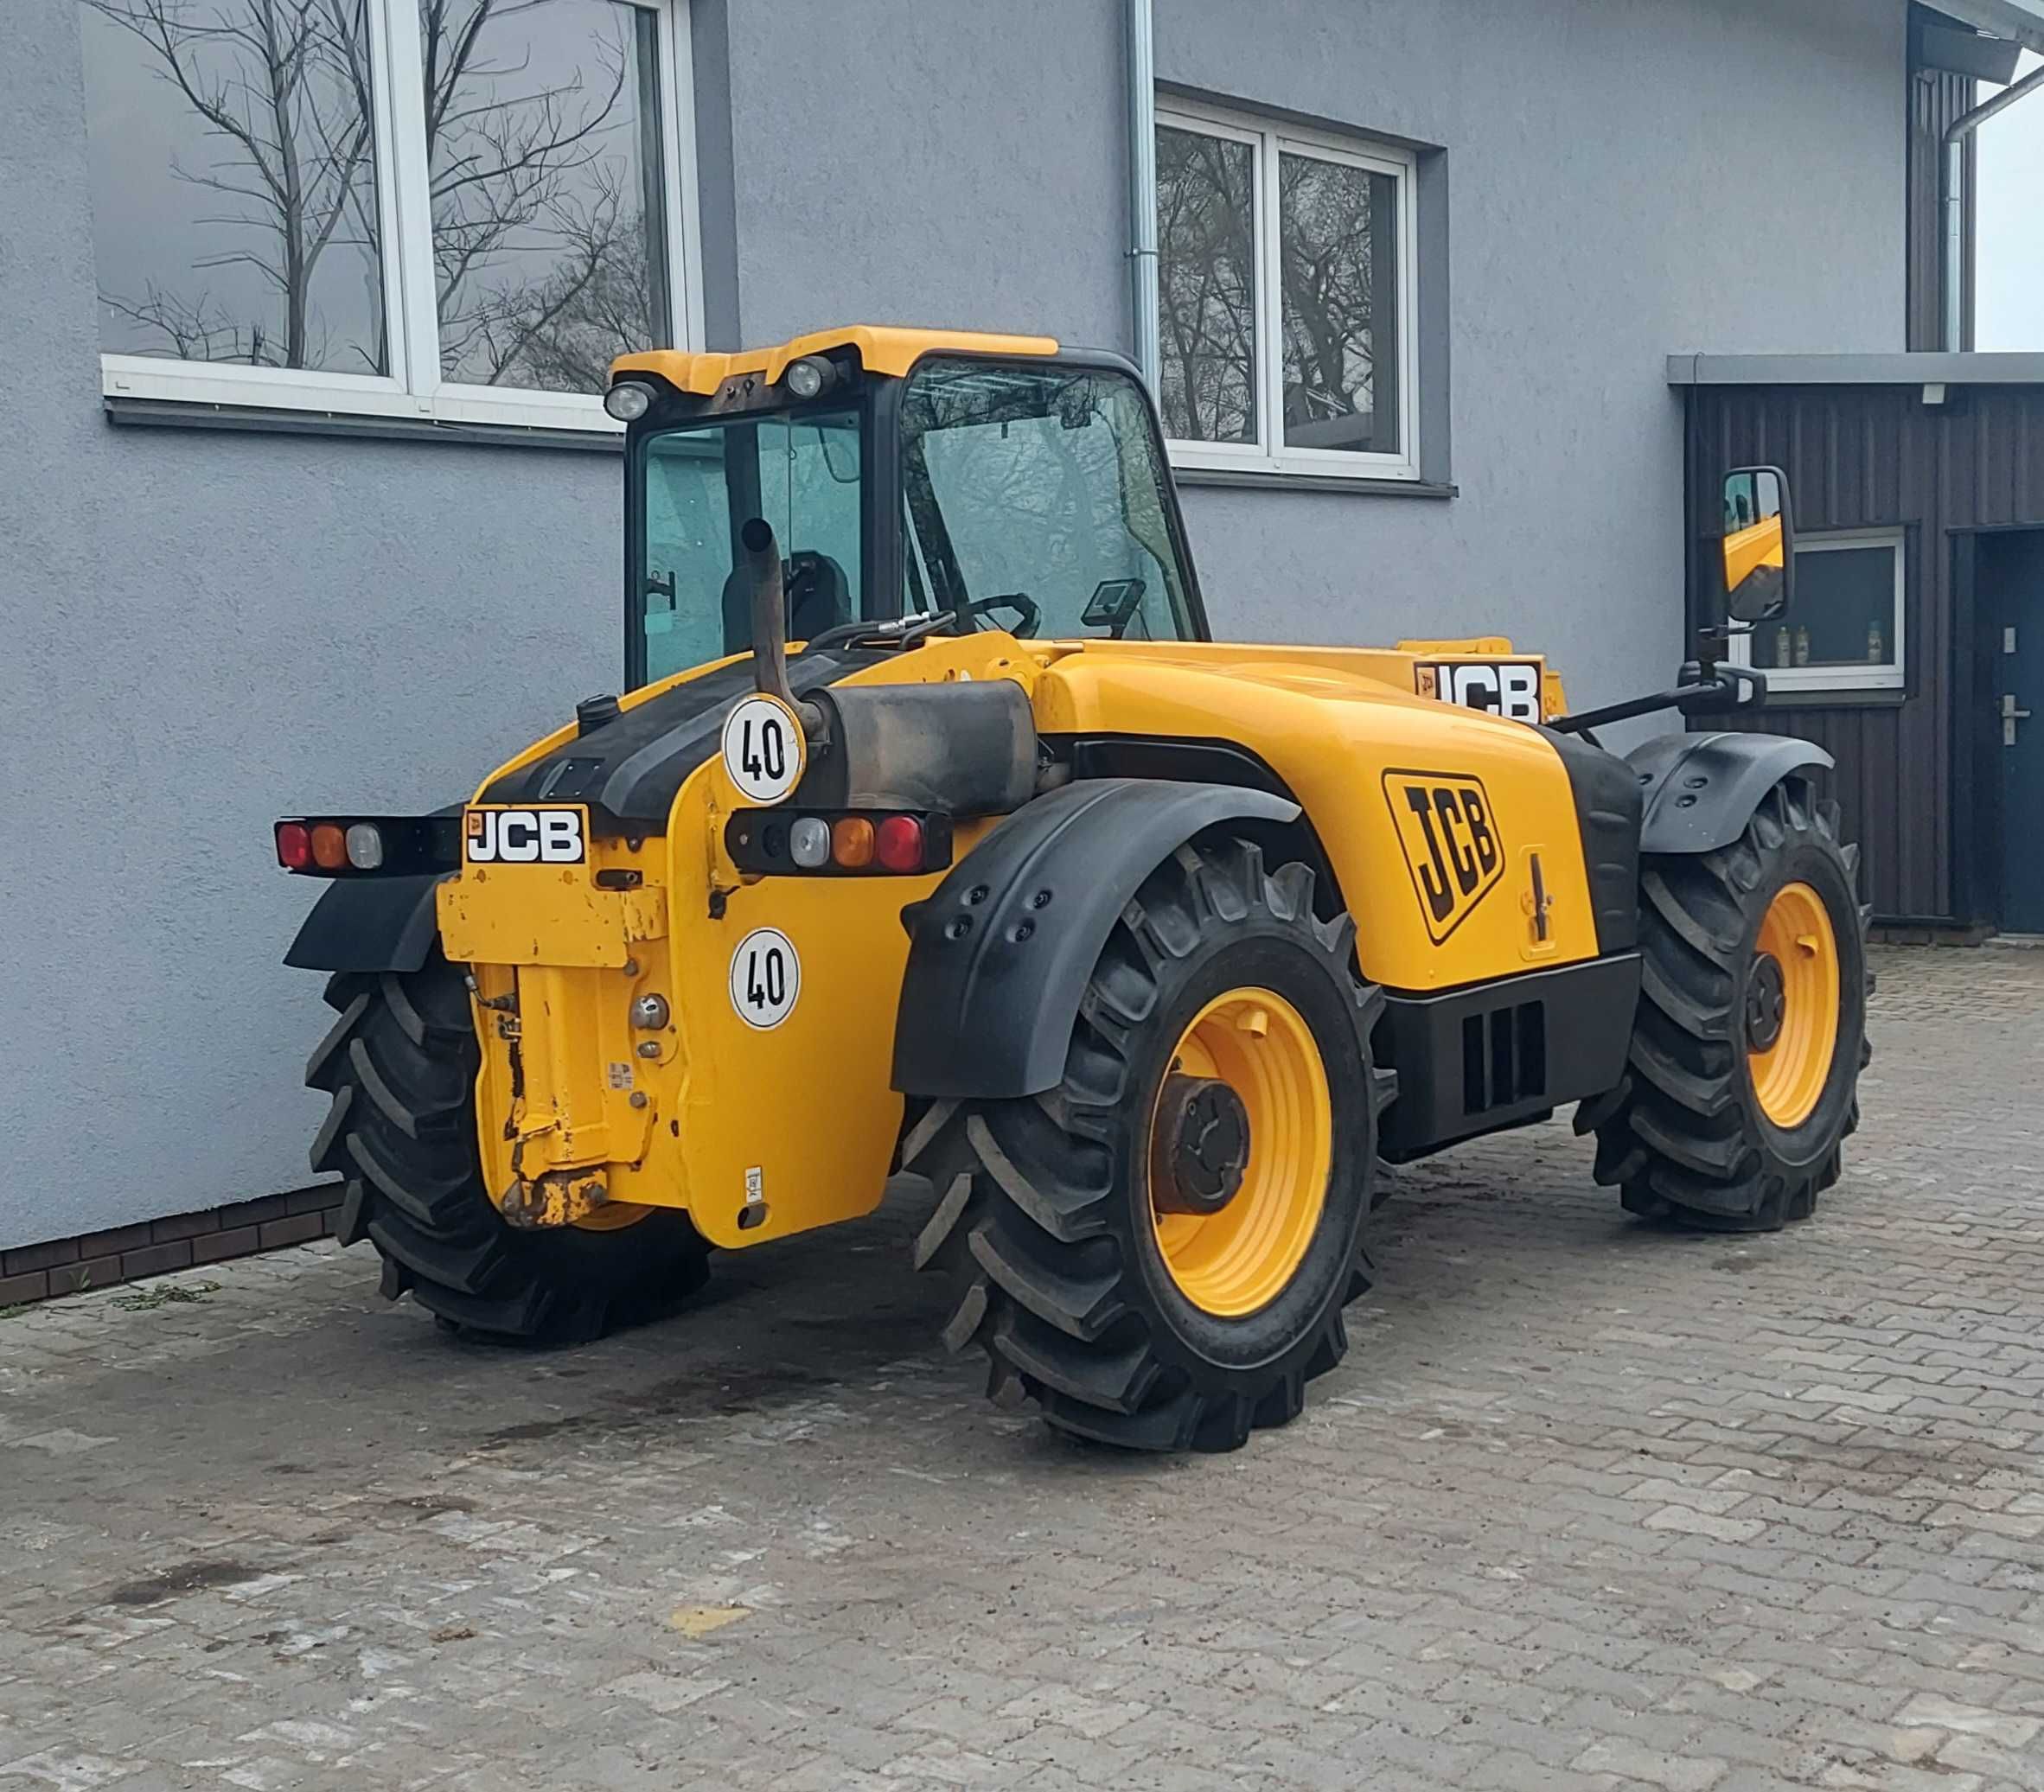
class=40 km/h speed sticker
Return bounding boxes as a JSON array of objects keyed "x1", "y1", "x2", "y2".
[
  {"x1": 730, "y1": 928, "x2": 800, "y2": 1030},
  {"x1": 720, "y1": 694, "x2": 805, "y2": 805}
]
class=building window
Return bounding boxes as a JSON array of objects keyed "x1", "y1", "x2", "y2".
[
  {"x1": 80, "y1": 0, "x2": 698, "y2": 432},
  {"x1": 1736, "y1": 529, "x2": 1907, "y2": 694},
  {"x1": 1156, "y1": 99, "x2": 1417, "y2": 481}
]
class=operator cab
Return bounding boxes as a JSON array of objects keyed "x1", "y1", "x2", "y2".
[{"x1": 609, "y1": 328, "x2": 1208, "y2": 689}]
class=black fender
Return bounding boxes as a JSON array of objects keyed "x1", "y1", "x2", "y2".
[
  {"x1": 1627, "y1": 731, "x2": 1834, "y2": 855},
  {"x1": 284, "y1": 872, "x2": 450, "y2": 973},
  {"x1": 891, "y1": 778, "x2": 1300, "y2": 1100}
]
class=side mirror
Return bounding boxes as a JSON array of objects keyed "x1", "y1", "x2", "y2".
[{"x1": 1719, "y1": 466, "x2": 1795, "y2": 624}]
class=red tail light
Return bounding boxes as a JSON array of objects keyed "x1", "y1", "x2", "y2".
[
  {"x1": 275, "y1": 822, "x2": 312, "y2": 870},
  {"x1": 874, "y1": 813, "x2": 924, "y2": 873}
]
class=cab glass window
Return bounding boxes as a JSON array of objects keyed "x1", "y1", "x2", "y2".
[
  {"x1": 900, "y1": 359, "x2": 1196, "y2": 641},
  {"x1": 640, "y1": 407, "x2": 864, "y2": 682}
]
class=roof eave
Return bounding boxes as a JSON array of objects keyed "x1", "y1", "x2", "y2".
[
  {"x1": 1668, "y1": 351, "x2": 2044, "y2": 387},
  {"x1": 1920, "y1": 0, "x2": 2044, "y2": 54}
]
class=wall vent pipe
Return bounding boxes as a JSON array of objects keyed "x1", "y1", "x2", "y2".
[
  {"x1": 1126, "y1": 0, "x2": 1160, "y2": 392},
  {"x1": 1943, "y1": 56, "x2": 2044, "y2": 350}
]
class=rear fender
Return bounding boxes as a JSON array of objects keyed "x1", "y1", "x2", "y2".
[
  {"x1": 1628, "y1": 731, "x2": 1833, "y2": 856},
  {"x1": 284, "y1": 873, "x2": 450, "y2": 973},
  {"x1": 891, "y1": 778, "x2": 1299, "y2": 1100}
]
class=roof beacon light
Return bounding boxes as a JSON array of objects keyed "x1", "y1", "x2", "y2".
[{"x1": 604, "y1": 379, "x2": 655, "y2": 423}]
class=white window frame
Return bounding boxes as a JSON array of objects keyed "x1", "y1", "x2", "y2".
[
  {"x1": 1730, "y1": 527, "x2": 1907, "y2": 694},
  {"x1": 95, "y1": 0, "x2": 702, "y2": 435},
  {"x1": 1155, "y1": 97, "x2": 1419, "y2": 482}
]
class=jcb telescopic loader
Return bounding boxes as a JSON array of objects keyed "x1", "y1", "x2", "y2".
[{"x1": 278, "y1": 327, "x2": 1868, "y2": 1454}]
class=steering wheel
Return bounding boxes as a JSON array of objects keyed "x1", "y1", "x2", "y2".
[{"x1": 956, "y1": 591, "x2": 1041, "y2": 639}]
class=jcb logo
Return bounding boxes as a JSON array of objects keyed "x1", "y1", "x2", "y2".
[
  {"x1": 464, "y1": 807, "x2": 586, "y2": 864},
  {"x1": 1420, "y1": 660, "x2": 1543, "y2": 724},
  {"x1": 1383, "y1": 772, "x2": 1505, "y2": 943}
]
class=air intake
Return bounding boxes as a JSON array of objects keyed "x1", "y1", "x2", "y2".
[{"x1": 1462, "y1": 1001, "x2": 1547, "y2": 1114}]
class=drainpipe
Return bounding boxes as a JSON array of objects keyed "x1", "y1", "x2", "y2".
[
  {"x1": 1126, "y1": 0, "x2": 1160, "y2": 391},
  {"x1": 1942, "y1": 58, "x2": 2044, "y2": 350}
]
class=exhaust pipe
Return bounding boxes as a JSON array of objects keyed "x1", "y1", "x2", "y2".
[{"x1": 739, "y1": 517, "x2": 825, "y2": 739}]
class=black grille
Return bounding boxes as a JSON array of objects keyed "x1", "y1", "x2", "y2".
[{"x1": 1461, "y1": 1001, "x2": 1548, "y2": 1114}]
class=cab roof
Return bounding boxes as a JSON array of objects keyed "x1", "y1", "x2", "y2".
[{"x1": 612, "y1": 325, "x2": 1061, "y2": 395}]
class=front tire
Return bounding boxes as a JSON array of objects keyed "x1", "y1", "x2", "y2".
[
  {"x1": 308, "y1": 953, "x2": 710, "y2": 1343},
  {"x1": 904, "y1": 838, "x2": 1395, "y2": 1452},
  {"x1": 1580, "y1": 775, "x2": 1871, "y2": 1232}
]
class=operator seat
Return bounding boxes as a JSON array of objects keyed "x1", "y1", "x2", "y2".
[{"x1": 721, "y1": 550, "x2": 852, "y2": 653}]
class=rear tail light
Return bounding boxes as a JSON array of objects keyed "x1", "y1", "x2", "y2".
[
  {"x1": 789, "y1": 816, "x2": 831, "y2": 868},
  {"x1": 873, "y1": 814, "x2": 924, "y2": 873},
  {"x1": 830, "y1": 816, "x2": 876, "y2": 869},
  {"x1": 725, "y1": 810, "x2": 952, "y2": 878},
  {"x1": 344, "y1": 823, "x2": 385, "y2": 870},
  {"x1": 272, "y1": 815, "x2": 461, "y2": 877}
]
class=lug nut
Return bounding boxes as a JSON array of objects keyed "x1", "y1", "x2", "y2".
[{"x1": 631, "y1": 993, "x2": 670, "y2": 1030}]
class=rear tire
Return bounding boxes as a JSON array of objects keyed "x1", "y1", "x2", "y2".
[
  {"x1": 904, "y1": 838, "x2": 1394, "y2": 1452},
  {"x1": 309, "y1": 953, "x2": 710, "y2": 1342},
  {"x1": 1580, "y1": 775, "x2": 1871, "y2": 1233}
]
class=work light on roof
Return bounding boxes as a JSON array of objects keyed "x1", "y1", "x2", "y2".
[
  {"x1": 783, "y1": 355, "x2": 834, "y2": 401},
  {"x1": 604, "y1": 379, "x2": 655, "y2": 423}
]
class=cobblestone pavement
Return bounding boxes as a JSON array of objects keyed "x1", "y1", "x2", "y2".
[{"x1": 3, "y1": 946, "x2": 2042, "y2": 1792}]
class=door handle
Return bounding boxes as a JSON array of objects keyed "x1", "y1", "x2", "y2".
[{"x1": 2004, "y1": 692, "x2": 2032, "y2": 747}]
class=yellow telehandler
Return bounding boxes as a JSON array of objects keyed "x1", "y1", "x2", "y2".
[{"x1": 277, "y1": 328, "x2": 1867, "y2": 1452}]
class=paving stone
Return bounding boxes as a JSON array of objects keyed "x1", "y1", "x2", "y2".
[{"x1": 0, "y1": 947, "x2": 2039, "y2": 1789}]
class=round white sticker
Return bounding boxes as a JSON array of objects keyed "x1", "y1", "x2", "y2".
[
  {"x1": 730, "y1": 928, "x2": 800, "y2": 1030},
  {"x1": 720, "y1": 695, "x2": 805, "y2": 805}
]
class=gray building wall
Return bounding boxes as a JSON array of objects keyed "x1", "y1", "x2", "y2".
[
  {"x1": 1, "y1": 0, "x2": 1909, "y2": 1251},
  {"x1": 0, "y1": 0, "x2": 626, "y2": 1247},
  {"x1": 723, "y1": 0, "x2": 1907, "y2": 715}
]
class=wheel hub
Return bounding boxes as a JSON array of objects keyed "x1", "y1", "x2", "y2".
[
  {"x1": 1151, "y1": 1074, "x2": 1251, "y2": 1216},
  {"x1": 1745, "y1": 952, "x2": 1787, "y2": 1052}
]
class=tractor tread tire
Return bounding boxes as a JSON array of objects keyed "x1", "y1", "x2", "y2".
[
  {"x1": 1581, "y1": 776, "x2": 1870, "y2": 1234},
  {"x1": 307, "y1": 953, "x2": 709, "y2": 1343},
  {"x1": 905, "y1": 837, "x2": 1392, "y2": 1454}
]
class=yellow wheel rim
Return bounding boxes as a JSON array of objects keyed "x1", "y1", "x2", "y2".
[
  {"x1": 1147, "y1": 987, "x2": 1333, "y2": 1318},
  {"x1": 1747, "y1": 882, "x2": 1840, "y2": 1131},
  {"x1": 570, "y1": 1202, "x2": 654, "y2": 1234}
]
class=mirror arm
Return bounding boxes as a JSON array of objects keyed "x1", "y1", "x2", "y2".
[{"x1": 1548, "y1": 665, "x2": 1769, "y2": 737}]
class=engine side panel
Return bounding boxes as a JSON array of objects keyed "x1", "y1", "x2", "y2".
[{"x1": 1032, "y1": 654, "x2": 1605, "y2": 991}]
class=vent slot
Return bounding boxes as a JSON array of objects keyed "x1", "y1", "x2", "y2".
[{"x1": 1460, "y1": 999, "x2": 1550, "y2": 1113}]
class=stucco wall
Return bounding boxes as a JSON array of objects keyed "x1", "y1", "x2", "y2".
[
  {"x1": 1, "y1": 0, "x2": 1908, "y2": 1249},
  {"x1": 725, "y1": 0, "x2": 1907, "y2": 716},
  {"x1": 0, "y1": 0, "x2": 626, "y2": 1247}
]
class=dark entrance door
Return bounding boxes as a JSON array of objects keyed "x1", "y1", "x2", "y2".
[{"x1": 1983, "y1": 532, "x2": 2044, "y2": 933}]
